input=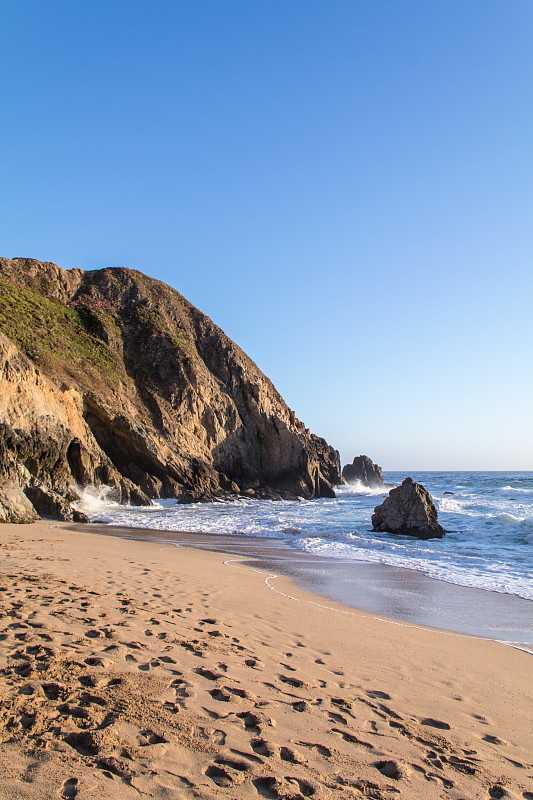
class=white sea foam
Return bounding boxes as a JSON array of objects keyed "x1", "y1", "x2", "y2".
[
  {"x1": 73, "y1": 486, "x2": 177, "y2": 520},
  {"x1": 336, "y1": 481, "x2": 390, "y2": 497},
  {"x1": 494, "y1": 513, "x2": 526, "y2": 524},
  {"x1": 300, "y1": 536, "x2": 533, "y2": 600},
  {"x1": 82, "y1": 471, "x2": 533, "y2": 602},
  {"x1": 73, "y1": 485, "x2": 121, "y2": 515},
  {"x1": 437, "y1": 496, "x2": 464, "y2": 513}
]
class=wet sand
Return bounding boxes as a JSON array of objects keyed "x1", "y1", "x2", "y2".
[
  {"x1": 1, "y1": 520, "x2": 532, "y2": 800},
  {"x1": 77, "y1": 524, "x2": 533, "y2": 648}
]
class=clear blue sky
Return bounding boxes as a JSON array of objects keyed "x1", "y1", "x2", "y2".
[{"x1": 1, "y1": 0, "x2": 532, "y2": 470}]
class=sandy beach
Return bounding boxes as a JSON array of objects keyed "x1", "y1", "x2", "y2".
[{"x1": 1, "y1": 522, "x2": 532, "y2": 800}]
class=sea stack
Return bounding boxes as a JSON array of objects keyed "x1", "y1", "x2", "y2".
[
  {"x1": 372, "y1": 477, "x2": 445, "y2": 539},
  {"x1": 342, "y1": 455, "x2": 383, "y2": 488}
]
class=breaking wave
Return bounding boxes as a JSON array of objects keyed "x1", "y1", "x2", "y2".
[{"x1": 78, "y1": 471, "x2": 533, "y2": 602}]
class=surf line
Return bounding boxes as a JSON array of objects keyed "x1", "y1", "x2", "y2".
[
  {"x1": 59, "y1": 529, "x2": 533, "y2": 658},
  {"x1": 221, "y1": 556, "x2": 533, "y2": 656}
]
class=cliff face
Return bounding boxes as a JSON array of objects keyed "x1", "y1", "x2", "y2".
[{"x1": 0, "y1": 257, "x2": 341, "y2": 521}]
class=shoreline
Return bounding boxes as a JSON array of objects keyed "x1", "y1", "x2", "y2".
[
  {"x1": 1, "y1": 520, "x2": 533, "y2": 799},
  {"x1": 70, "y1": 522, "x2": 533, "y2": 649}
]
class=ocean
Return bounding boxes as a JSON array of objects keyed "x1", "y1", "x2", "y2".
[{"x1": 77, "y1": 471, "x2": 533, "y2": 645}]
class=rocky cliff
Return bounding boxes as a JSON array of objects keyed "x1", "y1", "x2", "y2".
[{"x1": 0, "y1": 257, "x2": 341, "y2": 522}]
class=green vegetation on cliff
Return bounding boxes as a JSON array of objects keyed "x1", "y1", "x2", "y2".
[
  {"x1": 0, "y1": 276, "x2": 124, "y2": 387},
  {"x1": 0, "y1": 256, "x2": 341, "y2": 525}
]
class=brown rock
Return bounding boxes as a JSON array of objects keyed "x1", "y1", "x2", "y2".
[
  {"x1": 342, "y1": 455, "x2": 383, "y2": 487},
  {"x1": 24, "y1": 483, "x2": 89, "y2": 523},
  {"x1": 372, "y1": 477, "x2": 445, "y2": 539},
  {"x1": 0, "y1": 257, "x2": 341, "y2": 522},
  {"x1": 0, "y1": 480, "x2": 40, "y2": 523}
]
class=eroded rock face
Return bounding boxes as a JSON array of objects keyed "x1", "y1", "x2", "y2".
[
  {"x1": 0, "y1": 480, "x2": 39, "y2": 524},
  {"x1": 0, "y1": 257, "x2": 341, "y2": 521},
  {"x1": 372, "y1": 478, "x2": 445, "y2": 539},
  {"x1": 342, "y1": 455, "x2": 383, "y2": 487},
  {"x1": 0, "y1": 340, "x2": 146, "y2": 522}
]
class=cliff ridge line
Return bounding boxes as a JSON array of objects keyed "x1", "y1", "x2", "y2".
[{"x1": 0, "y1": 257, "x2": 341, "y2": 522}]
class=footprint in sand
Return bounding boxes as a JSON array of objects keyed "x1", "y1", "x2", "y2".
[
  {"x1": 278, "y1": 675, "x2": 309, "y2": 689},
  {"x1": 447, "y1": 754, "x2": 479, "y2": 776},
  {"x1": 298, "y1": 741, "x2": 332, "y2": 757},
  {"x1": 64, "y1": 732, "x2": 99, "y2": 757},
  {"x1": 425, "y1": 749, "x2": 446, "y2": 770},
  {"x1": 15, "y1": 663, "x2": 33, "y2": 678},
  {"x1": 137, "y1": 728, "x2": 168, "y2": 746},
  {"x1": 171, "y1": 678, "x2": 193, "y2": 705},
  {"x1": 291, "y1": 701, "x2": 309, "y2": 713},
  {"x1": 138, "y1": 658, "x2": 162, "y2": 671},
  {"x1": 59, "y1": 778, "x2": 78, "y2": 799},
  {"x1": 327, "y1": 711, "x2": 348, "y2": 725},
  {"x1": 373, "y1": 759, "x2": 406, "y2": 780},
  {"x1": 194, "y1": 667, "x2": 223, "y2": 681},
  {"x1": 483, "y1": 734, "x2": 506, "y2": 745},
  {"x1": 421, "y1": 717, "x2": 451, "y2": 730},
  {"x1": 251, "y1": 738, "x2": 274, "y2": 757},
  {"x1": 42, "y1": 682, "x2": 67, "y2": 700},
  {"x1": 205, "y1": 756, "x2": 251, "y2": 787},
  {"x1": 123, "y1": 640, "x2": 145, "y2": 651},
  {"x1": 279, "y1": 746, "x2": 306, "y2": 764},
  {"x1": 330, "y1": 697, "x2": 353, "y2": 713},
  {"x1": 236, "y1": 711, "x2": 263, "y2": 734},
  {"x1": 331, "y1": 728, "x2": 374, "y2": 750},
  {"x1": 159, "y1": 654, "x2": 176, "y2": 664},
  {"x1": 253, "y1": 776, "x2": 317, "y2": 798},
  {"x1": 209, "y1": 729, "x2": 226, "y2": 745},
  {"x1": 162, "y1": 701, "x2": 181, "y2": 714},
  {"x1": 84, "y1": 656, "x2": 111, "y2": 667},
  {"x1": 229, "y1": 686, "x2": 254, "y2": 700},
  {"x1": 367, "y1": 689, "x2": 392, "y2": 700},
  {"x1": 210, "y1": 688, "x2": 232, "y2": 702},
  {"x1": 202, "y1": 708, "x2": 228, "y2": 720}
]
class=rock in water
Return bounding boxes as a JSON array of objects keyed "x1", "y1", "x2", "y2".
[
  {"x1": 0, "y1": 257, "x2": 341, "y2": 522},
  {"x1": 342, "y1": 455, "x2": 383, "y2": 487},
  {"x1": 372, "y1": 478, "x2": 445, "y2": 539}
]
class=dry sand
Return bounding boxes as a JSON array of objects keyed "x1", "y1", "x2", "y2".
[{"x1": 0, "y1": 521, "x2": 532, "y2": 800}]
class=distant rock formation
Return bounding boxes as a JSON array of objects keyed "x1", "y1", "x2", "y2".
[
  {"x1": 342, "y1": 455, "x2": 383, "y2": 487},
  {"x1": 0, "y1": 257, "x2": 341, "y2": 523},
  {"x1": 372, "y1": 477, "x2": 445, "y2": 539}
]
